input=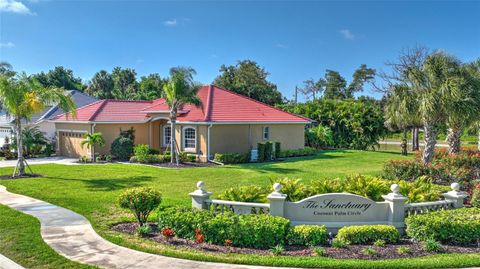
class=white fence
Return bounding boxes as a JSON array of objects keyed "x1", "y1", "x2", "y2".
[{"x1": 190, "y1": 181, "x2": 467, "y2": 232}]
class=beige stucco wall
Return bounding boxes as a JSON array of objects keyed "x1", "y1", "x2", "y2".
[
  {"x1": 209, "y1": 124, "x2": 306, "y2": 155},
  {"x1": 93, "y1": 123, "x2": 150, "y2": 155}
]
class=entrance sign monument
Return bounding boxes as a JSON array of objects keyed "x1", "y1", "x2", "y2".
[{"x1": 190, "y1": 181, "x2": 467, "y2": 232}]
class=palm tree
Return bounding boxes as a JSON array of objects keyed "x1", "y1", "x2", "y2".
[
  {"x1": 444, "y1": 60, "x2": 480, "y2": 154},
  {"x1": 384, "y1": 84, "x2": 421, "y2": 155},
  {"x1": 80, "y1": 132, "x2": 106, "y2": 162},
  {"x1": 162, "y1": 67, "x2": 202, "y2": 165},
  {"x1": 0, "y1": 74, "x2": 76, "y2": 177},
  {"x1": 408, "y1": 52, "x2": 459, "y2": 163}
]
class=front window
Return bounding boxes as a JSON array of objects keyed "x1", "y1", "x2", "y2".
[
  {"x1": 163, "y1": 126, "x2": 171, "y2": 146},
  {"x1": 263, "y1": 126, "x2": 270, "y2": 140},
  {"x1": 183, "y1": 127, "x2": 196, "y2": 149}
]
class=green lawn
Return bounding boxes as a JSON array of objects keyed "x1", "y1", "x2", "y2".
[{"x1": 2, "y1": 150, "x2": 480, "y2": 268}]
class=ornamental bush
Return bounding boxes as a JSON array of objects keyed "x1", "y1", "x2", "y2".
[
  {"x1": 257, "y1": 142, "x2": 266, "y2": 162},
  {"x1": 214, "y1": 152, "x2": 250, "y2": 164},
  {"x1": 274, "y1": 142, "x2": 281, "y2": 159},
  {"x1": 111, "y1": 137, "x2": 134, "y2": 161},
  {"x1": 218, "y1": 185, "x2": 268, "y2": 203},
  {"x1": 133, "y1": 144, "x2": 150, "y2": 163},
  {"x1": 158, "y1": 207, "x2": 290, "y2": 249},
  {"x1": 278, "y1": 147, "x2": 317, "y2": 158},
  {"x1": 336, "y1": 225, "x2": 400, "y2": 245},
  {"x1": 129, "y1": 154, "x2": 170, "y2": 164},
  {"x1": 265, "y1": 141, "x2": 273, "y2": 161},
  {"x1": 405, "y1": 208, "x2": 480, "y2": 245},
  {"x1": 286, "y1": 225, "x2": 328, "y2": 246},
  {"x1": 471, "y1": 183, "x2": 480, "y2": 207},
  {"x1": 118, "y1": 187, "x2": 162, "y2": 226}
]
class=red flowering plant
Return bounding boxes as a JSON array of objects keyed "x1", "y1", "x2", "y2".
[
  {"x1": 161, "y1": 227, "x2": 175, "y2": 240},
  {"x1": 194, "y1": 228, "x2": 204, "y2": 244},
  {"x1": 224, "y1": 239, "x2": 232, "y2": 247}
]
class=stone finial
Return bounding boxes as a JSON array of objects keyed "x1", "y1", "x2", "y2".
[
  {"x1": 197, "y1": 181, "x2": 205, "y2": 192},
  {"x1": 273, "y1": 183, "x2": 282, "y2": 193},
  {"x1": 451, "y1": 182, "x2": 460, "y2": 192},
  {"x1": 390, "y1": 184, "x2": 400, "y2": 194}
]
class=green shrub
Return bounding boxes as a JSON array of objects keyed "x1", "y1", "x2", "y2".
[
  {"x1": 373, "y1": 239, "x2": 386, "y2": 247},
  {"x1": 342, "y1": 175, "x2": 390, "y2": 201},
  {"x1": 274, "y1": 142, "x2": 281, "y2": 159},
  {"x1": 278, "y1": 147, "x2": 316, "y2": 158},
  {"x1": 148, "y1": 148, "x2": 160, "y2": 155},
  {"x1": 105, "y1": 154, "x2": 113, "y2": 162},
  {"x1": 214, "y1": 152, "x2": 250, "y2": 164},
  {"x1": 362, "y1": 246, "x2": 377, "y2": 256},
  {"x1": 397, "y1": 246, "x2": 411, "y2": 254},
  {"x1": 331, "y1": 238, "x2": 348, "y2": 248},
  {"x1": 119, "y1": 187, "x2": 162, "y2": 226},
  {"x1": 278, "y1": 99, "x2": 386, "y2": 150},
  {"x1": 133, "y1": 144, "x2": 150, "y2": 162},
  {"x1": 270, "y1": 178, "x2": 310, "y2": 202},
  {"x1": 111, "y1": 137, "x2": 134, "y2": 161},
  {"x1": 218, "y1": 185, "x2": 268, "y2": 203},
  {"x1": 257, "y1": 143, "x2": 266, "y2": 162},
  {"x1": 286, "y1": 225, "x2": 328, "y2": 246},
  {"x1": 265, "y1": 141, "x2": 273, "y2": 161},
  {"x1": 187, "y1": 154, "x2": 197, "y2": 162},
  {"x1": 130, "y1": 154, "x2": 169, "y2": 164},
  {"x1": 423, "y1": 239, "x2": 443, "y2": 252},
  {"x1": 406, "y1": 207, "x2": 480, "y2": 245},
  {"x1": 305, "y1": 125, "x2": 334, "y2": 149},
  {"x1": 313, "y1": 247, "x2": 327, "y2": 257},
  {"x1": 158, "y1": 207, "x2": 215, "y2": 239},
  {"x1": 158, "y1": 207, "x2": 290, "y2": 249},
  {"x1": 271, "y1": 245, "x2": 284, "y2": 256},
  {"x1": 336, "y1": 225, "x2": 400, "y2": 245},
  {"x1": 137, "y1": 224, "x2": 152, "y2": 236},
  {"x1": 471, "y1": 183, "x2": 480, "y2": 207},
  {"x1": 43, "y1": 143, "x2": 54, "y2": 157}
]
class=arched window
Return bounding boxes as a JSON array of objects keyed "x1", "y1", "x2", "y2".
[
  {"x1": 183, "y1": 127, "x2": 196, "y2": 150},
  {"x1": 163, "y1": 125, "x2": 171, "y2": 147}
]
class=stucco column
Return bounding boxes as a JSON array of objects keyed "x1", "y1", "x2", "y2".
[
  {"x1": 267, "y1": 183, "x2": 287, "y2": 217},
  {"x1": 443, "y1": 182, "x2": 468, "y2": 208},
  {"x1": 189, "y1": 181, "x2": 212, "y2": 210},
  {"x1": 382, "y1": 184, "x2": 408, "y2": 230}
]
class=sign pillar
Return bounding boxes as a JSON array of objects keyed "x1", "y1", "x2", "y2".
[
  {"x1": 267, "y1": 183, "x2": 287, "y2": 217},
  {"x1": 189, "y1": 181, "x2": 212, "y2": 210},
  {"x1": 382, "y1": 184, "x2": 408, "y2": 230},
  {"x1": 443, "y1": 183, "x2": 468, "y2": 208}
]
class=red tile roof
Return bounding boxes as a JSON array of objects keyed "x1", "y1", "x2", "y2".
[{"x1": 52, "y1": 85, "x2": 310, "y2": 123}]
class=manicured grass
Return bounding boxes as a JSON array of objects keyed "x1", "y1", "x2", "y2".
[
  {"x1": 0, "y1": 205, "x2": 96, "y2": 269},
  {"x1": 2, "y1": 150, "x2": 479, "y2": 268}
]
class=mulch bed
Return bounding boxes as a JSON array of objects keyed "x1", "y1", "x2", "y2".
[
  {"x1": 0, "y1": 174, "x2": 43, "y2": 180},
  {"x1": 111, "y1": 222, "x2": 480, "y2": 259},
  {"x1": 142, "y1": 162, "x2": 218, "y2": 168}
]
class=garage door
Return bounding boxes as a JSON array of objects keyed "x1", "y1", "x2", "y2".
[
  {"x1": 0, "y1": 127, "x2": 12, "y2": 146},
  {"x1": 58, "y1": 131, "x2": 89, "y2": 158}
]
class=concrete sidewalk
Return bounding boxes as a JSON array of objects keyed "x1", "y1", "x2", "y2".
[
  {"x1": 0, "y1": 185, "x2": 298, "y2": 269},
  {"x1": 0, "y1": 157, "x2": 79, "y2": 167},
  {"x1": 0, "y1": 253, "x2": 25, "y2": 269}
]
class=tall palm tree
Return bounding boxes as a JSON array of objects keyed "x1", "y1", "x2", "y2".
[
  {"x1": 162, "y1": 67, "x2": 202, "y2": 165},
  {"x1": 444, "y1": 60, "x2": 480, "y2": 154},
  {"x1": 384, "y1": 84, "x2": 421, "y2": 155},
  {"x1": 408, "y1": 52, "x2": 459, "y2": 163},
  {"x1": 0, "y1": 74, "x2": 76, "y2": 177},
  {"x1": 80, "y1": 132, "x2": 106, "y2": 162}
]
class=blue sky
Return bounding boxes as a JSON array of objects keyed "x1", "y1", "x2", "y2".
[{"x1": 1, "y1": 0, "x2": 479, "y2": 100}]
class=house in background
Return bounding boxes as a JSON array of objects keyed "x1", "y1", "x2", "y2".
[
  {"x1": 0, "y1": 90, "x2": 97, "y2": 146},
  {"x1": 51, "y1": 85, "x2": 310, "y2": 161}
]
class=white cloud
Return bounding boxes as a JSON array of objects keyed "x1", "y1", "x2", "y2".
[
  {"x1": 164, "y1": 19, "x2": 177, "y2": 26},
  {"x1": 340, "y1": 29, "x2": 355, "y2": 40},
  {"x1": 0, "y1": 0, "x2": 32, "y2": 14},
  {"x1": 274, "y1": 43, "x2": 288, "y2": 49},
  {"x1": 0, "y1": 42, "x2": 15, "y2": 48}
]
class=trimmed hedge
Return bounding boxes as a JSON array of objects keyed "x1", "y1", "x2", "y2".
[
  {"x1": 336, "y1": 225, "x2": 400, "y2": 245},
  {"x1": 278, "y1": 147, "x2": 316, "y2": 158},
  {"x1": 214, "y1": 152, "x2": 250, "y2": 164},
  {"x1": 287, "y1": 225, "x2": 328, "y2": 246},
  {"x1": 406, "y1": 208, "x2": 480, "y2": 245},
  {"x1": 111, "y1": 137, "x2": 134, "y2": 161},
  {"x1": 130, "y1": 154, "x2": 170, "y2": 164},
  {"x1": 257, "y1": 143, "x2": 266, "y2": 162},
  {"x1": 158, "y1": 207, "x2": 290, "y2": 249}
]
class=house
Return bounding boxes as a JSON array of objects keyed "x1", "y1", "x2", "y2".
[
  {"x1": 0, "y1": 90, "x2": 97, "y2": 146},
  {"x1": 51, "y1": 85, "x2": 310, "y2": 161}
]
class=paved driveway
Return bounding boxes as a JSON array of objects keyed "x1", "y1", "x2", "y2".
[{"x1": 0, "y1": 157, "x2": 79, "y2": 167}]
